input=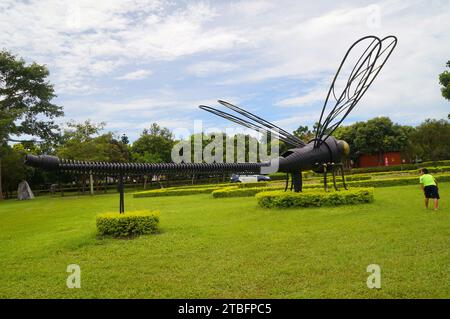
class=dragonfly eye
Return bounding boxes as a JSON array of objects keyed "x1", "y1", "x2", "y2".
[{"x1": 338, "y1": 140, "x2": 350, "y2": 157}]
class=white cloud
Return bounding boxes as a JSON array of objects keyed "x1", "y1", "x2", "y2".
[
  {"x1": 186, "y1": 61, "x2": 237, "y2": 77},
  {"x1": 1, "y1": 0, "x2": 449, "y2": 140},
  {"x1": 276, "y1": 88, "x2": 326, "y2": 107},
  {"x1": 0, "y1": 0, "x2": 244, "y2": 94},
  {"x1": 116, "y1": 69, "x2": 153, "y2": 80}
]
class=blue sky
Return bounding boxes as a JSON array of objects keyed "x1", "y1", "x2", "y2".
[{"x1": 1, "y1": 0, "x2": 449, "y2": 142}]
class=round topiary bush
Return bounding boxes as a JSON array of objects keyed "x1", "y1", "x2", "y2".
[
  {"x1": 256, "y1": 188, "x2": 374, "y2": 208},
  {"x1": 96, "y1": 210, "x2": 160, "y2": 237}
]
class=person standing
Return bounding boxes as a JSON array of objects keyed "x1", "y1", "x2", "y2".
[{"x1": 419, "y1": 168, "x2": 439, "y2": 211}]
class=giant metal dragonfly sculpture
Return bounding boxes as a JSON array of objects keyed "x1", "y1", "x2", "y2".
[{"x1": 25, "y1": 35, "x2": 397, "y2": 213}]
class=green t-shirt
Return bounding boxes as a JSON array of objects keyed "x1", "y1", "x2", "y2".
[{"x1": 419, "y1": 174, "x2": 436, "y2": 187}]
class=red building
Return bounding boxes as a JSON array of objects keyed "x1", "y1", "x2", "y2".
[{"x1": 358, "y1": 152, "x2": 404, "y2": 168}]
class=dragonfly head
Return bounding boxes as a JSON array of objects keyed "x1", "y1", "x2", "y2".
[{"x1": 337, "y1": 140, "x2": 350, "y2": 157}]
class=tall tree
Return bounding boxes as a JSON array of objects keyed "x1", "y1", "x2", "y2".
[
  {"x1": 0, "y1": 50, "x2": 63, "y2": 199},
  {"x1": 410, "y1": 118, "x2": 450, "y2": 161},
  {"x1": 131, "y1": 123, "x2": 175, "y2": 163},
  {"x1": 57, "y1": 120, "x2": 130, "y2": 194},
  {"x1": 334, "y1": 117, "x2": 413, "y2": 165},
  {"x1": 0, "y1": 144, "x2": 29, "y2": 199},
  {"x1": 293, "y1": 125, "x2": 315, "y2": 142},
  {"x1": 57, "y1": 120, "x2": 128, "y2": 162},
  {"x1": 438, "y1": 60, "x2": 450, "y2": 102}
]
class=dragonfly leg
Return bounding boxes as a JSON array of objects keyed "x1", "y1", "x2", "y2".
[{"x1": 332, "y1": 164, "x2": 339, "y2": 191}]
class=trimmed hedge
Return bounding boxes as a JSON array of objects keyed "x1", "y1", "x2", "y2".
[
  {"x1": 350, "y1": 166, "x2": 450, "y2": 177},
  {"x1": 133, "y1": 186, "x2": 225, "y2": 198},
  {"x1": 256, "y1": 188, "x2": 374, "y2": 208},
  {"x1": 168, "y1": 183, "x2": 230, "y2": 189},
  {"x1": 213, "y1": 173, "x2": 450, "y2": 198},
  {"x1": 345, "y1": 174, "x2": 450, "y2": 188},
  {"x1": 301, "y1": 174, "x2": 450, "y2": 190},
  {"x1": 96, "y1": 211, "x2": 160, "y2": 237},
  {"x1": 340, "y1": 175, "x2": 372, "y2": 182},
  {"x1": 269, "y1": 171, "x2": 316, "y2": 180},
  {"x1": 350, "y1": 164, "x2": 417, "y2": 174},
  {"x1": 133, "y1": 173, "x2": 450, "y2": 198},
  {"x1": 212, "y1": 186, "x2": 283, "y2": 198},
  {"x1": 350, "y1": 160, "x2": 450, "y2": 174},
  {"x1": 236, "y1": 182, "x2": 268, "y2": 188},
  {"x1": 423, "y1": 166, "x2": 450, "y2": 174},
  {"x1": 133, "y1": 181, "x2": 267, "y2": 198},
  {"x1": 422, "y1": 160, "x2": 450, "y2": 166}
]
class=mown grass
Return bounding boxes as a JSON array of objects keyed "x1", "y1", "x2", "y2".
[{"x1": 0, "y1": 183, "x2": 449, "y2": 298}]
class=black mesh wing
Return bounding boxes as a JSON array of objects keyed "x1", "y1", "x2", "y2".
[
  {"x1": 199, "y1": 101, "x2": 306, "y2": 148},
  {"x1": 313, "y1": 35, "x2": 398, "y2": 147}
]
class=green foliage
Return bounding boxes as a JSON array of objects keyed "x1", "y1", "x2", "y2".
[
  {"x1": 354, "y1": 166, "x2": 450, "y2": 176},
  {"x1": 256, "y1": 188, "x2": 374, "y2": 208},
  {"x1": 344, "y1": 175, "x2": 372, "y2": 182},
  {"x1": 422, "y1": 159, "x2": 450, "y2": 166},
  {"x1": 300, "y1": 173, "x2": 450, "y2": 190},
  {"x1": 131, "y1": 123, "x2": 175, "y2": 163},
  {"x1": 212, "y1": 186, "x2": 282, "y2": 198},
  {"x1": 345, "y1": 174, "x2": 450, "y2": 188},
  {"x1": 334, "y1": 117, "x2": 413, "y2": 163},
  {"x1": 0, "y1": 145, "x2": 31, "y2": 197},
  {"x1": 163, "y1": 182, "x2": 231, "y2": 189},
  {"x1": 268, "y1": 172, "x2": 287, "y2": 180},
  {"x1": 57, "y1": 120, "x2": 129, "y2": 162},
  {"x1": 212, "y1": 174, "x2": 450, "y2": 199},
  {"x1": 438, "y1": 60, "x2": 450, "y2": 101},
  {"x1": 174, "y1": 132, "x2": 281, "y2": 164},
  {"x1": 134, "y1": 186, "x2": 225, "y2": 198},
  {"x1": 0, "y1": 50, "x2": 63, "y2": 200},
  {"x1": 269, "y1": 171, "x2": 316, "y2": 180},
  {"x1": 211, "y1": 175, "x2": 427, "y2": 199},
  {"x1": 350, "y1": 160, "x2": 450, "y2": 174},
  {"x1": 96, "y1": 210, "x2": 159, "y2": 237},
  {"x1": 350, "y1": 163, "x2": 419, "y2": 174},
  {"x1": 134, "y1": 182, "x2": 268, "y2": 198},
  {"x1": 424, "y1": 165, "x2": 450, "y2": 173},
  {"x1": 1, "y1": 184, "x2": 449, "y2": 298},
  {"x1": 293, "y1": 125, "x2": 314, "y2": 141},
  {"x1": 236, "y1": 182, "x2": 268, "y2": 188},
  {"x1": 409, "y1": 119, "x2": 450, "y2": 161},
  {"x1": 0, "y1": 50, "x2": 63, "y2": 143}
]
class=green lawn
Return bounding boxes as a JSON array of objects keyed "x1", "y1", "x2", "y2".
[{"x1": 0, "y1": 183, "x2": 449, "y2": 298}]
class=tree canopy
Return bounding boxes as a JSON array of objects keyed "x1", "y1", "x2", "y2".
[
  {"x1": 57, "y1": 120, "x2": 129, "y2": 162},
  {"x1": 410, "y1": 118, "x2": 450, "y2": 161},
  {"x1": 131, "y1": 123, "x2": 175, "y2": 163},
  {"x1": 0, "y1": 50, "x2": 63, "y2": 199},
  {"x1": 438, "y1": 60, "x2": 450, "y2": 102},
  {"x1": 334, "y1": 117, "x2": 414, "y2": 164},
  {"x1": 293, "y1": 125, "x2": 314, "y2": 142},
  {"x1": 0, "y1": 50, "x2": 63, "y2": 143}
]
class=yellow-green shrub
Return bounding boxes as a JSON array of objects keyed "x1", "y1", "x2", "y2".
[
  {"x1": 133, "y1": 186, "x2": 223, "y2": 198},
  {"x1": 304, "y1": 174, "x2": 450, "y2": 189},
  {"x1": 236, "y1": 182, "x2": 268, "y2": 188},
  {"x1": 96, "y1": 211, "x2": 160, "y2": 237},
  {"x1": 212, "y1": 186, "x2": 282, "y2": 198},
  {"x1": 346, "y1": 174, "x2": 450, "y2": 187},
  {"x1": 344, "y1": 175, "x2": 372, "y2": 181},
  {"x1": 134, "y1": 181, "x2": 268, "y2": 198},
  {"x1": 349, "y1": 160, "x2": 450, "y2": 174},
  {"x1": 256, "y1": 188, "x2": 374, "y2": 208}
]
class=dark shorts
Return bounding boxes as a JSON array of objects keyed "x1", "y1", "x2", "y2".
[{"x1": 424, "y1": 185, "x2": 440, "y2": 199}]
